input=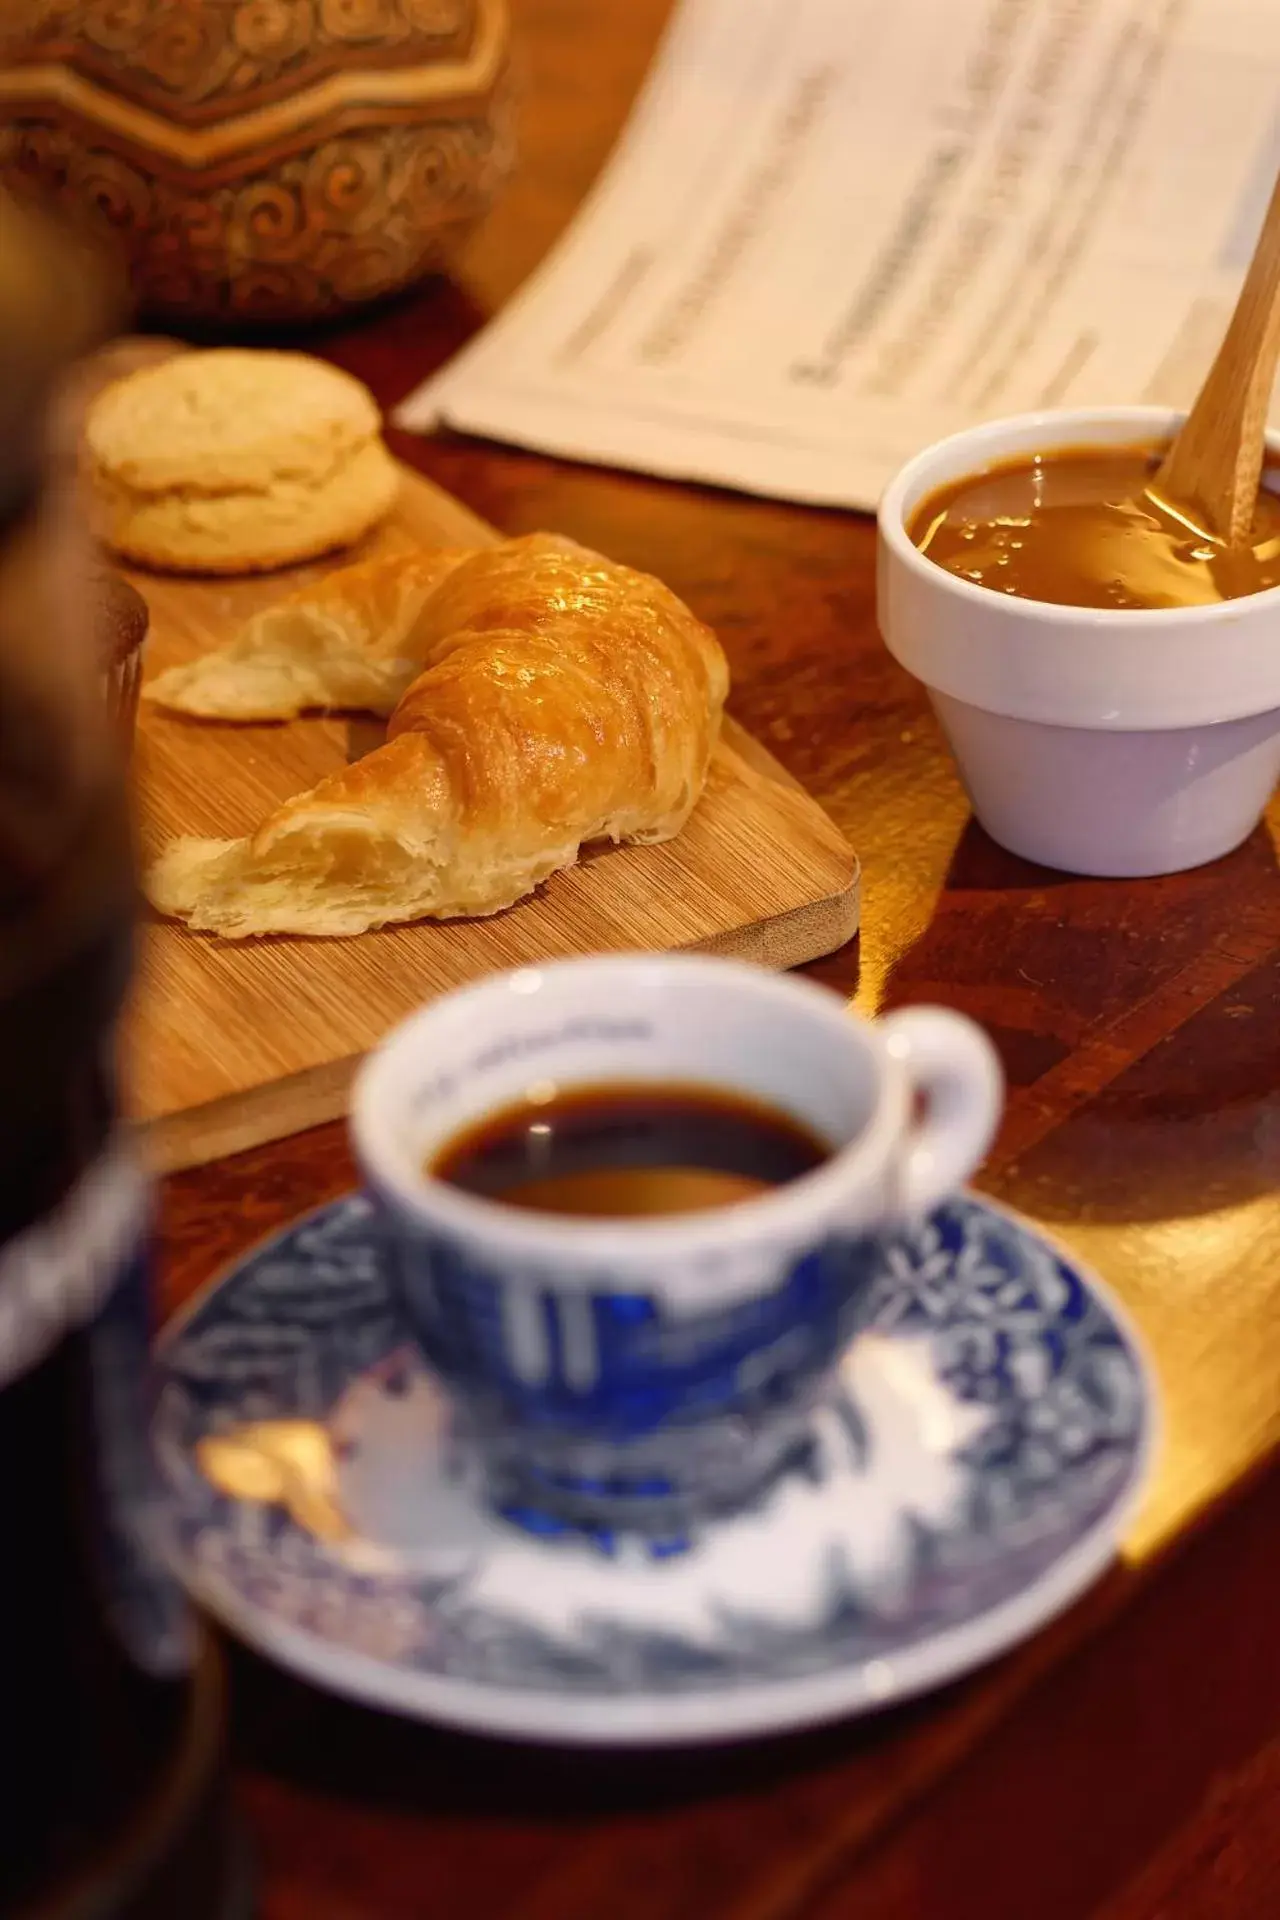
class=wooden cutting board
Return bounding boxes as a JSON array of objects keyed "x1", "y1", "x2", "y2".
[{"x1": 126, "y1": 464, "x2": 859, "y2": 1173}]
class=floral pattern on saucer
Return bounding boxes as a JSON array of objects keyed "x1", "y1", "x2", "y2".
[{"x1": 153, "y1": 1193, "x2": 1156, "y2": 1744}]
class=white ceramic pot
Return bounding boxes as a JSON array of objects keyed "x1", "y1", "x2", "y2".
[{"x1": 877, "y1": 406, "x2": 1280, "y2": 877}]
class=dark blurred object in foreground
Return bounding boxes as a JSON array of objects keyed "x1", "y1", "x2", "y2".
[{"x1": 0, "y1": 192, "x2": 243, "y2": 1917}]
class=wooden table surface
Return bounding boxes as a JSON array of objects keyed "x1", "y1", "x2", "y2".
[{"x1": 157, "y1": 4, "x2": 1280, "y2": 1914}]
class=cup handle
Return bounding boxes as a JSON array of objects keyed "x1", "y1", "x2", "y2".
[{"x1": 878, "y1": 1006, "x2": 1003, "y2": 1215}]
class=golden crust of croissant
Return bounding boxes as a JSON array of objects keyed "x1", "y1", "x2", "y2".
[{"x1": 145, "y1": 533, "x2": 729, "y2": 937}]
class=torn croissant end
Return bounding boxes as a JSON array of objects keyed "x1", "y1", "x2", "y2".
[
  {"x1": 143, "y1": 534, "x2": 729, "y2": 938},
  {"x1": 143, "y1": 545, "x2": 469, "y2": 721},
  {"x1": 144, "y1": 797, "x2": 588, "y2": 939}
]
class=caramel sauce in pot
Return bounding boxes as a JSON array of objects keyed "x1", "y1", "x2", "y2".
[{"x1": 908, "y1": 442, "x2": 1280, "y2": 611}]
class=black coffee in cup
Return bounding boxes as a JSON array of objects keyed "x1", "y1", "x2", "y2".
[{"x1": 432, "y1": 1081, "x2": 829, "y2": 1218}]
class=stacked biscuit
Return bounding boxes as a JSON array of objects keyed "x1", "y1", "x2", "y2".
[{"x1": 84, "y1": 349, "x2": 400, "y2": 574}]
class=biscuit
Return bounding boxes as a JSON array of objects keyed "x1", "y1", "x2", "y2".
[
  {"x1": 88, "y1": 439, "x2": 400, "y2": 575},
  {"x1": 84, "y1": 349, "x2": 399, "y2": 574}
]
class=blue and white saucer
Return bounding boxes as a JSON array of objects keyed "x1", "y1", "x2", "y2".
[{"x1": 155, "y1": 1193, "x2": 1157, "y2": 1746}]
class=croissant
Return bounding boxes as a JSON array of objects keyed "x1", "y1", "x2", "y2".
[{"x1": 144, "y1": 533, "x2": 729, "y2": 938}]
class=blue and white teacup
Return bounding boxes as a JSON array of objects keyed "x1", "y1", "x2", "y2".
[{"x1": 351, "y1": 955, "x2": 1002, "y2": 1543}]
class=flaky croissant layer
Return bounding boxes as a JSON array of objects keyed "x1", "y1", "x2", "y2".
[{"x1": 144, "y1": 533, "x2": 729, "y2": 937}]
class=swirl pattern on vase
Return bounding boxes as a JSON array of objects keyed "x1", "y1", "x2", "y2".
[
  {"x1": 0, "y1": 0, "x2": 512, "y2": 320},
  {"x1": 11, "y1": 0, "x2": 476, "y2": 107}
]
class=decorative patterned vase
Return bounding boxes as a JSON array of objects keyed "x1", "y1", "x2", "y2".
[{"x1": 0, "y1": 0, "x2": 514, "y2": 324}]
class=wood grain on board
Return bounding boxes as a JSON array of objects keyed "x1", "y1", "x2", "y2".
[{"x1": 126, "y1": 464, "x2": 859, "y2": 1172}]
